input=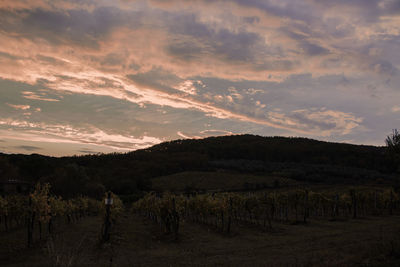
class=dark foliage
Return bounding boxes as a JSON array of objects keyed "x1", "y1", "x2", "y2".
[{"x1": 0, "y1": 135, "x2": 397, "y2": 198}]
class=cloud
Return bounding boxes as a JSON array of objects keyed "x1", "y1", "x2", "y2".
[
  {"x1": 22, "y1": 91, "x2": 60, "y2": 102},
  {"x1": 0, "y1": 6, "x2": 141, "y2": 48},
  {"x1": 6, "y1": 103, "x2": 30, "y2": 110},
  {"x1": 370, "y1": 60, "x2": 398, "y2": 76},
  {"x1": 167, "y1": 14, "x2": 266, "y2": 63},
  {"x1": 289, "y1": 108, "x2": 363, "y2": 136},
  {"x1": 392, "y1": 106, "x2": 400, "y2": 112},
  {"x1": 13, "y1": 145, "x2": 41, "y2": 151},
  {"x1": 78, "y1": 148, "x2": 98, "y2": 154},
  {"x1": 174, "y1": 80, "x2": 198, "y2": 95},
  {"x1": 0, "y1": 0, "x2": 399, "y2": 155},
  {"x1": 300, "y1": 42, "x2": 330, "y2": 56},
  {"x1": 177, "y1": 129, "x2": 233, "y2": 139},
  {"x1": 0, "y1": 118, "x2": 163, "y2": 151}
]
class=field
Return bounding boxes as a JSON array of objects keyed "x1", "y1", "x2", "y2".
[
  {"x1": 3, "y1": 183, "x2": 400, "y2": 267},
  {"x1": 2, "y1": 212, "x2": 400, "y2": 266}
]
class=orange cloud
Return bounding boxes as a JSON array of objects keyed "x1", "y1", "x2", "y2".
[{"x1": 6, "y1": 103, "x2": 30, "y2": 110}]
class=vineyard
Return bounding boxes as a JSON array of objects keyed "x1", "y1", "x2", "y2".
[
  {"x1": 0, "y1": 183, "x2": 124, "y2": 248},
  {"x1": 132, "y1": 187, "x2": 400, "y2": 235},
  {"x1": 2, "y1": 184, "x2": 400, "y2": 266}
]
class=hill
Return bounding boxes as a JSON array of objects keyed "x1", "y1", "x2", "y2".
[
  {"x1": 150, "y1": 171, "x2": 297, "y2": 192},
  {"x1": 0, "y1": 135, "x2": 398, "y2": 199}
]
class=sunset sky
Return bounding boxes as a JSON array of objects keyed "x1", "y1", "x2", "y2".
[{"x1": 0, "y1": 0, "x2": 399, "y2": 156}]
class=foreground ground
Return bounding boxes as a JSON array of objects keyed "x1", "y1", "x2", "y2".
[{"x1": 2, "y1": 212, "x2": 400, "y2": 267}]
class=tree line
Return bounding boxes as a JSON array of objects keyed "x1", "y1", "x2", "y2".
[{"x1": 1, "y1": 133, "x2": 399, "y2": 198}]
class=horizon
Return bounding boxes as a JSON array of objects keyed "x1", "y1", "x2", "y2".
[
  {"x1": 0, "y1": 134, "x2": 387, "y2": 157},
  {"x1": 0, "y1": 0, "x2": 399, "y2": 156}
]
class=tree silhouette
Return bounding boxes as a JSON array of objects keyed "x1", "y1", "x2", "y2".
[
  {"x1": 386, "y1": 129, "x2": 400, "y2": 154},
  {"x1": 385, "y1": 129, "x2": 400, "y2": 173}
]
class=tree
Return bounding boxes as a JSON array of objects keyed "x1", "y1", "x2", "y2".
[
  {"x1": 386, "y1": 129, "x2": 400, "y2": 172},
  {"x1": 44, "y1": 164, "x2": 90, "y2": 198},
  {"x1": 386, "y1": 129, "x2": 400, "y2": 154},
  {"x1": 0, "y1": 156, "x2": 19, "y2": 181}
]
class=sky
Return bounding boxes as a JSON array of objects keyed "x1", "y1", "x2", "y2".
[{"x1": 0, "y1": 0, "x2": 399, "y2": 156}]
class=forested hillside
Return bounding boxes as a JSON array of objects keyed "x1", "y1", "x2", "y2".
[{"x1": 0, "y1": 135, "x2": 398, "y2": 199}]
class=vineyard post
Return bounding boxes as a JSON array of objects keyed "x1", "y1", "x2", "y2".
[
  {"x1": 171, "y1": 197, "x2": 179, "y2": 240},
  {"x1": 102, "y1": 191, "x2": 112, "y2": 242},
  {"x1": 271, "y1": 197, "x2": 275, "y2": 221},
  {"x1": 303, "y1": 190, "x2": 309, "y2": 223},
  {"x1": 334, "y1": 194, "x2": 339, "y2": 218},
  {"x1": 39, "y1": 221, "x2": 42, "y2": 240},
  {"x1": 295, "y1": 194, "x2": 298, "y2": 222},
  {"x1": 4, "y1": 211, "x2": 8, "y2": 232},
  {"x1": 350, "y1": 189, "x2": 357, "y2": 219},
  {"x1": 285, "y1": 198, "x2": 289, "y2": 222},
  {"x1": 27, "y1": 195, "x2": 34, "y2": 248},
  {"x1": 48, "y1": 198, "x2": 52, "y2": 235},
  {"x1": 227, "y1": 197, "x2": 232, "y2": 234},
  {"x1": 390, "y1": 190, "x2": 393, "y2": 216},
  {"x1": 220, "y1": 209, "x2": 224, "y2": 232},
  {"x1": 264, "y1": 193, "x2": 272, "y2": 230}
]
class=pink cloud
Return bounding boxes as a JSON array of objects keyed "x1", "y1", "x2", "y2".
[
  {"x1": 6, "y1": 103, "x2": 31, "y2": 110},
  {"x1": 0, "y1": 118, "x2": 163, "y2": 150}
]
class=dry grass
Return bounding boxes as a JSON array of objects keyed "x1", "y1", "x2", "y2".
[
  {"x1": 2, "y1": 213, "x2": 400, "y2": 266},
  {"x1": 92, "y1": 213, "x2": 400, "y2": 266},
  {"x1": 44, "y1": 234, "x2": 89, "y2": 267}
]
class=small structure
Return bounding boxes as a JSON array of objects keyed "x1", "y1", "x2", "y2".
[{"x1": 0, "y1": 179, "x2": 32, "y2": 195}]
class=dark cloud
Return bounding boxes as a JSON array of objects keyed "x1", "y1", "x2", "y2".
[
  {"x1": 231, "y1": 0, "x2": 320, "y2": 24},
  {"x1": 251, "y1": 60, "x2": 298, "y2": 71},
  {"x1": 36, "y1": 55, "x2": 68, "y2": 65},
  {"x1": 300, "y1": 42, "x2": 330, "y2": 56},
  {"x1": 99, "y1": 53, "x2": 127, "y2": 67},
  {"x1": 233, "y1": 0, "x2": 399, "y2": 24},
  {"x1": 308, "y1": 0, "x2": 400, "y2": 21},
  {"x1": 279, "y1": 25, "x2": 331, "y2": 56},
  {"x1": 0, "y1": 0, "x2": 399, "y2": 155},
  {"x1": 166, "y1": 40, "x2": 204, "y2": 61},
  {"x1": 243, "y1": 16, "x2": 260, "y2": 24},
  {"x1": 127, "y1": 68, "x2": 182, "y2": 94},
  {"x1": 0, "y1": 51, "x2": 25, "y2": 60},
  {"x1": 290, "y1": 112, "x2": 337, "y2": 131},
  {"x1": 78, "y1": 148, "x2": 97, "y2": 154},
  {"x1": 14, "y1": 145, "x2": 42, "y2": 151},
  {"x1": 213, "y1": 29, "x2": 264, "y2": 62},
  {"x1": 370, "y1": 60, "x2": 398, "y2": 76},
  {"x1": 0, "y1": 6, "x2": 142, "y2": 47},
  {"x1": 166, "y1": 13, "x2": 269, "y2": 63}
]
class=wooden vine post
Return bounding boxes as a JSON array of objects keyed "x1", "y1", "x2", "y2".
[
  {"x1": 350, "y1": 189, "x2": 357, "y2": 219},
  {"x1": 171, "y1": 197, "x2": 179, "y2": 240},
  {"x1": 102, "y1": 192, "x2": 113, "y2": 242},
  {"x1": 333, "y1": 194, "x2": 339, "y2": 218},
  {"x1": 27, "y1": 195, "x2": 34, "y2": 248},
  {"x1": 227, "y1": 197, "x2": 232, "y2": 234},
  {"x1": 48, "y1": 198, "x2": 53, "y2": 235},
  {"x1": 303, "y1": 190, "x2": 309, "y2": 223}
]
